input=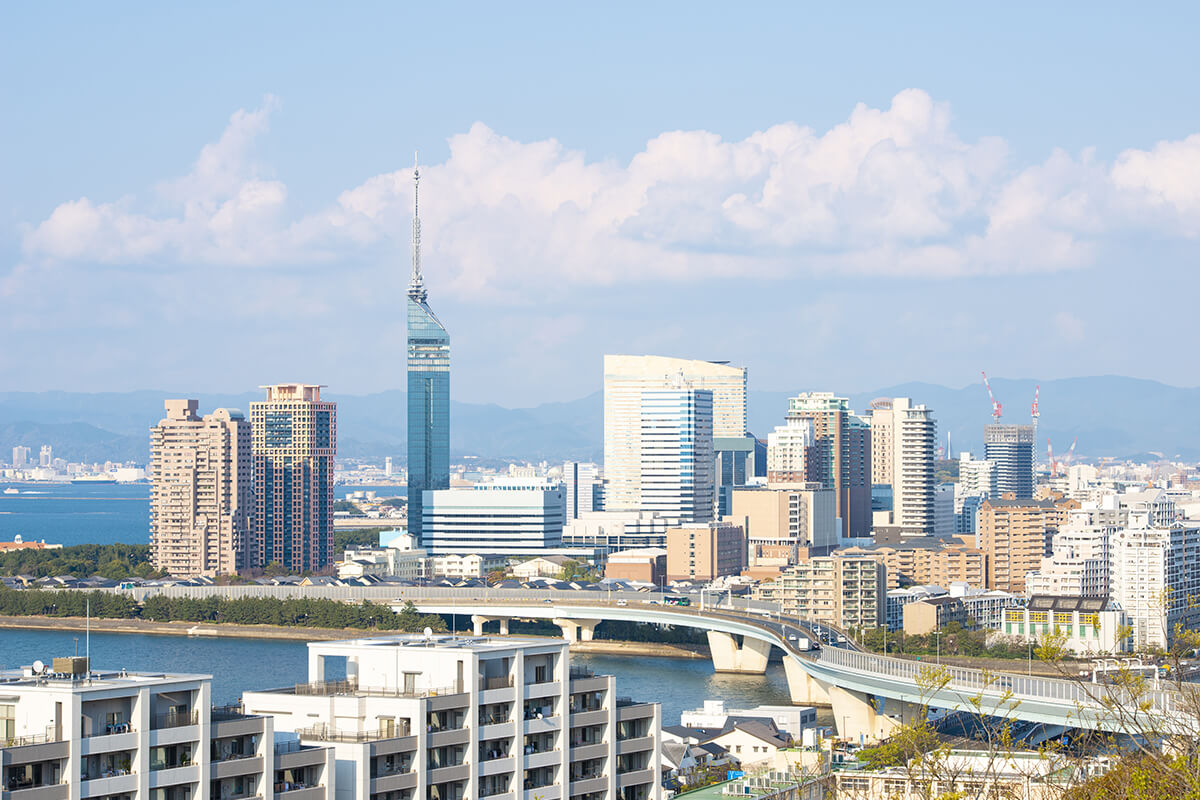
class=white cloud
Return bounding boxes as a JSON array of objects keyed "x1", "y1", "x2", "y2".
[{"x1": 22, "y1": 89, "x2": 1200, "y2": 298}]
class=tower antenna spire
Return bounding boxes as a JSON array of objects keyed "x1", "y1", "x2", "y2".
[{"x1": 409, "y1": 151, "x2": 426, "y2": 301}]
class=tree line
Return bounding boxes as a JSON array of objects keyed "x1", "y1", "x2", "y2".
[{"x1": 0, "y1": 587, "x2": 446, "y2": 633}]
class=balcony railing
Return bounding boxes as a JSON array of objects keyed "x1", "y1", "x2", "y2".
[
  {"x1": 288, "y1": 679, "x2": 459, "y2": 699},
  {"x1": 4, "y1": 726, "x2": 61, "y2": 747},
  {"x1": 153, "y1": 711, "x2": 199, "y2": 730},
  {"x1": 480, "y1": 676, "x2": 513, "y2": 691}
]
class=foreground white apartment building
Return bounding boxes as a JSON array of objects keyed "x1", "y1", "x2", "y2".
[
  {"x1": 0, "y1": 656, "x2": 334, "y2": 800},
  {"x1": 242, "y1": 634, "x2": 661, "y2": 800}
]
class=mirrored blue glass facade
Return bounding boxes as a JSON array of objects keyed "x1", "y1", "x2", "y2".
[{"x1": 407, "y1": 295, "x2": 450, "y2": 542}]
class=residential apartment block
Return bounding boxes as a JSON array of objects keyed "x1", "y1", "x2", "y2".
[
  {"x1": 665, "y1": 522, "x2": 746, "y2": 582},
  {"x1": 840, "y1": 539, "x2": 987, "y2": 591},
  {"x1": 868, "y1": 398, "x2": 936, "y2": 536},
  {"x1": 251, "y1": 384, "x2": 336, "y2": 573},
  {"x1": 976, "y1": 496, "x2": 1074, "y2": 594},
  {"x1": 150, "y1": 400, "x2": 253, "y2": 577},
  {"x1": 242, "y1": 634, "x2": 662, "y2": 800},
  {"x1": 782, "y1": 394, "x2": 872, "y2": 539},
  {"x1": 0, "y1": 657, "x2": 334, "y2": 800},
  {"x1": 754, "y1": 555, "x2": 885, "y2": 629}
]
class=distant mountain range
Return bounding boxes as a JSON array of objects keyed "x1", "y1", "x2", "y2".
[{"x1": 1, "y1": 375, "x2": 1197, "y2": 466}]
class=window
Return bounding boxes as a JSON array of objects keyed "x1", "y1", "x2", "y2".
[{"x1": 0, "y1": 704, "x2": 13, "y2": 741}]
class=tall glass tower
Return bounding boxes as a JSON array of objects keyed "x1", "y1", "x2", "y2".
[{"x1": 406, "y1": 157, "x2": 450, "y2": 542}]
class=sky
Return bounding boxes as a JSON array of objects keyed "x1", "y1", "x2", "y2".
[{"x1": 3, "y1": 3, "x2": 1200, "y2": 407}]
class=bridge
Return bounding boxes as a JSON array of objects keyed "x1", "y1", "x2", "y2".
[
  {"x1": 390, "y1": 588, "x2": 1186, "y2": 742},
  {"x1": 116, "y1": 583, "x2": 1187, "y2": 742}
]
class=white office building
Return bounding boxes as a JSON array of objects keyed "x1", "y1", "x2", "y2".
[
  {"x1": 242, "y1": 634, "x2": 662, "y2": 800},
  {"x1": 422, "y1": 479, "x2": 565, "y2": 557},
  {"x1": 635, "y1": 390, "x2": 715, "y2": 524},
  {"x1": 561, "y1": 512, "x2": 673, "y2": 555},
  {"x1": 562, "y1": 463, "x2": 600, "y2": 521},
  {"x1": 0, "y1": 656, "x2": 334, "y2": 800},
  {"x1": 603, "y1": 356, "x2": 743, "y2": 514}
]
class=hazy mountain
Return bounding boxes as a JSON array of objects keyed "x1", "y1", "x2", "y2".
[{"x1": 1, "y1": 375, "x2": 1196, "y2": 466}]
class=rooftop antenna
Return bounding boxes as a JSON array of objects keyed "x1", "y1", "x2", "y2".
[{"x1": 408, "y1": 151, "x2": 427, "y2": 303}]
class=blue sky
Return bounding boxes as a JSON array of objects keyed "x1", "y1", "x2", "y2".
[{"x1": 3, "y1": 3, "x2": 1199, "y2": 406}]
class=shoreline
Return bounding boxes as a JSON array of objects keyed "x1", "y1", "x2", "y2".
[{"x1": 0, "y1": 615, "x2": 709, "y2": 659}]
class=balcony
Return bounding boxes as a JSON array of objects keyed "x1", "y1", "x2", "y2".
[
  {"x1": 2, "y1": 784, "x2": 69, "y2": 800},
  {"x1": 212, "y1": 755, "x2": 264, "y2": 780}
]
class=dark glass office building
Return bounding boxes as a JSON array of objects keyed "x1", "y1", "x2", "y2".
[{"x1": 406, "y1": 162, "x2": 450, "y2": 542}]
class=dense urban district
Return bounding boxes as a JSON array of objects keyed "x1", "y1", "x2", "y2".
[{"x1": 2, "y1": 167, "x2": 1198, "y2": 800}]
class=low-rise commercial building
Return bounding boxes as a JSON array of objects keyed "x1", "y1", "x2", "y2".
[
  {"x1": 1002, "y1": 596, "x2": 1129, "y2": 655},
  {"x1": 603, "y1": 548, "x2": 667, "y2": 585},
  {"x1": 423, "y1": 479, "x2": 565, "y2": 557},
  {"x1": 903, "y1": 596, "x2": 967, "y2": 635}
]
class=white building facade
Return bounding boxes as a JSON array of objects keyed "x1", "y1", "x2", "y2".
[
  {"x1": 242, "y1": 635, "x2": 662, "y2": 800},
  {"x1": 422, "y1": 479, "x2": 565, "y2": 557}
]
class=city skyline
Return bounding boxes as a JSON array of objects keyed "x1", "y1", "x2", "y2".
[{"x1": 4, "y1": 5, "x2": 1200, "y2": 405}]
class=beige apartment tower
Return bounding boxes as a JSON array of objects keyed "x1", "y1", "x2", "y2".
[
  {"x1": 756, "y1": 555, "x2": 885, "y2": 629},
  {"x1": 149, "y1": 399, "x2": 252, "y2": 576},
  {"x1": 976, "y1": 496, "x2": 1074, "y2": 593},
  {"x1": 603, "y1": 355, "x2": 745, "y2": 514},
  {"x1": 869, "y1": 398, "x2": 937, "y2": 535}
]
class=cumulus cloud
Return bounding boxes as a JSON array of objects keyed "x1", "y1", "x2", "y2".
[{"x1": 22, "y1": 89, "x2": 1200, "y2": 297}]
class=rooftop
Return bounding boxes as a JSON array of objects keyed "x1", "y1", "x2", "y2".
[
  {"x1": 307, "y1": 633, "x2": 563, "y2": 655},
  {"x1": 0, "y1": 666, "x2": 210, "y2": 692}
]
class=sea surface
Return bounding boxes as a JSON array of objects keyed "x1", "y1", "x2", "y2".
[
  {"x1": 0, "y1": 629, "x2": 794, "y2": 725},
  {"x1": 0, "y1": 483, "x2": 404, "y2": 548}
]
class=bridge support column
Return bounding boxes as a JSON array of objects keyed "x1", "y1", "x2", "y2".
[
  {"x1": 828, "y1": 686, "x2": 924, "y2": 744},
  {"x1": 783, "y1": 656, "x2": 830, "y2": 705},
  {"x1": 553, "y1": 618, "x2": 600, "y2": 642},
  {"x1": 470, "y1": 615, "x2": 510, "y2": 636},
  {"x1": 706, "y1": 631, "x2": 771, "y2": 674}
]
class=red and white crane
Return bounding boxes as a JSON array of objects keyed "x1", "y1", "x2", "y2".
[{"x1": 981, "y1": 371, "x2": 1002, "y2": 421}]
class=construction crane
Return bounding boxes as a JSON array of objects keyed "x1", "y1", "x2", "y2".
[{"x1": 981, "y1": 371, "x2": 1002, "y2": 421}]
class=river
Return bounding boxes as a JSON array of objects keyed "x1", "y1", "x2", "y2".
[{"x1": 0, "y1": 628, "x2": 794, "y2": 726}]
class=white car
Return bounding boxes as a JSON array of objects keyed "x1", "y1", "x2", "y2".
[{"x1": 616, "y1": 599, "x2": 627, "y2": 606}]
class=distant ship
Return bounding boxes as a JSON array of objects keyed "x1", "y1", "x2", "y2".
[
  {"x1": 2, "y1": 488, "x2": 17, "y2": 494},
  {"x1": 71, "y1": 475, "x2": 118, "y2": 485}
]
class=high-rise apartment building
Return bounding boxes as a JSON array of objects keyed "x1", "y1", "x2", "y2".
[
  {"x1": 242, "y1": 634, "x2": 663, "y2": 800},
  {"x1": 251, "y1": 384, "x2": 336, "y2": 573},
  {"x1": 11, "y1": 445, "x2": 30, "y2": 468},
  {"x1": 755, "y1": 555, "x2": 885, "y2": 629},
  {"x1": 637, "y1": 389, "x2": 715, "y2": 522},
  {"x1": 38, "y1": 445, "x2": 51, "y2": 467},
  {"x1": 149, "y1": 399, "x2": 252, "y2": 577},
  {"x1": 869, "y1": 398, "x2": 936, "y2": 535},
  {"x1": 407, "y1": 160, "x2": 450, "y2": 543},
  {"x1": 783, "y1": 393, "x2": 872, "y2": 539},
  {"x1": 1111, "y1": 517, "x2": 1200, "y2": 650},
  {"x1": 984, "y1": 424, "x2": 1036, "y2": 499},
  {"x1": 562, "y1": 461, "x2": 600, "y2": 520},
  {"x1": 958, "y1": 452, "x2": 997, "y2": 498},
  {"x1": 976, "y1": 496, "x2": 1071, "y2": 594},
  {"x1": 603, "y1": 355, "x2": 744, "y2": 514},
  {"x1": 766, "y1": 417, "x2": 814, "y2": 484}
]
